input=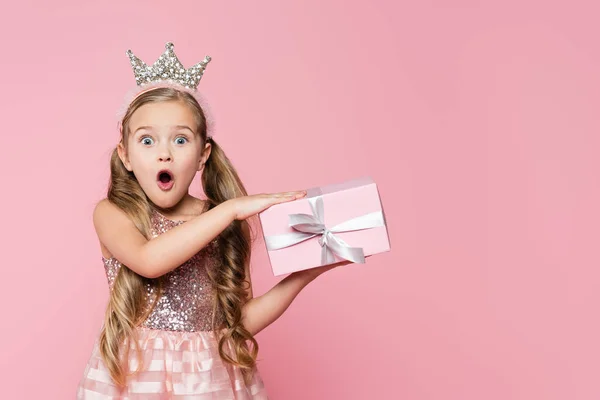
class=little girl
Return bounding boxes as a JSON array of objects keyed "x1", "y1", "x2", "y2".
[{"x1": 76, "y1": 42, "x2": 348, "y2": 399}]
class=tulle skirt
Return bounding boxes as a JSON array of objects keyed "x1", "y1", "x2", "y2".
[{"x1": 77, "y1": 327, "x2": 268, "y2": 399}]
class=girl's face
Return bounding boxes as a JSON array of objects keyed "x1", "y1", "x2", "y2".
[{"x1": 117, "y1": 100, "x2": 211, "y2": 209}]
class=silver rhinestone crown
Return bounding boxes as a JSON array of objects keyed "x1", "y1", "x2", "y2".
[{"x1": 126, "y1": 42, "x2": 211, "y2": 90}]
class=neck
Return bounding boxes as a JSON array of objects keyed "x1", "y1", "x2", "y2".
[{"x1": 152, "y1": 193, "x2": 203, "y2": 220}]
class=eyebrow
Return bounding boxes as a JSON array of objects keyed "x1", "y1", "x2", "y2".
[{"x1": 133, "y1": 125, "x2": 195, "y2": 134}]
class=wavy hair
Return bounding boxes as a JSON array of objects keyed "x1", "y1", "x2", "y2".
[{"x1": 98, "y1": 87, "x2": 258, "y2": 387}]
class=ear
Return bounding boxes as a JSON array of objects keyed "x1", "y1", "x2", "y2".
[
  {"x1": 198, "y1": 141, "x2": 212, "y2": 171},
  {"x1": 117, "y1": 141, "x2": 133, "y2": 171}
]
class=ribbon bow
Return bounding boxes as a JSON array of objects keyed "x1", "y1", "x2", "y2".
[{"x1": 264, "y1": 196, "x2": 385, "y2": 265}]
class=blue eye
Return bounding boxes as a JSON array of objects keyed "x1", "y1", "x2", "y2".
[{"x1": 139, "y1": 136, "x2": 187, "y2": 146}]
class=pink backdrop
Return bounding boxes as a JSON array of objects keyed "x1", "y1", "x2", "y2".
[{"x1": 1, "y1": 1, "x2": 599, "y2": 399}]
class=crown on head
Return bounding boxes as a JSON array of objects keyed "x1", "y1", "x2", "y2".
[{"x1": 126, "y1": 42, "x2": 211, "y2": 90}]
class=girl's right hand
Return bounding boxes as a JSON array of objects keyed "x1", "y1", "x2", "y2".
[{"x1": 227, "y1": 191, "x2": 307, "y2": 221}]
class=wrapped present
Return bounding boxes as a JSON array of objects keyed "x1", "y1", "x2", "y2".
[{"x1": 258, "y1": 177, "x2": 390, "y2": 276}]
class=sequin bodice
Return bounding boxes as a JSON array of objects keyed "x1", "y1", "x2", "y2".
[{"x1": 102, "y1": 209, "x2": 224, "y2": 332}]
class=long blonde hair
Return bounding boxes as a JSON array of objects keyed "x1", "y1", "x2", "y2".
[{"x1": 98, "y1": 86, "x2": 258, "y2": 387}]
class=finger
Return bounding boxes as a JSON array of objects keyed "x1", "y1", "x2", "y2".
[
  {"x1": 283, "y1": 191, "x2": 306, "y2": 197},
  {"x1": 270, "y1": 191, "x2": 305, "y2": 202},
  {"x1": 272, "y1": 192, "x2": 296, "y2": 198},
  {"x1": 286, "y1": 192, "x2": 306, "y2": 199},
  {"x1": 275, "y1": 195, "x2": 297, "y2": 204}
]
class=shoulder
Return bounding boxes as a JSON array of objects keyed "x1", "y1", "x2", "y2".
[
  {"x1": 93, "y1": 198, "x2": 110, "y2": 214},
  {"x1": 91, "y1": 199, "x2": 151, "y2": 271},
  {"x1": 92, "y1": 198, "x2": 137, "y2": 232},
  {"x1": 93, "y1": 199, "x2": 117, "y2": 259},
  {"x1": 93, "y1": 198, "x2": 119, "y2": 224}
]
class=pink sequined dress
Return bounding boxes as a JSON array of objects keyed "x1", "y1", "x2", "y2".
[{"x1": 77, "y1": 208, "x2": 268, "y2": 399}]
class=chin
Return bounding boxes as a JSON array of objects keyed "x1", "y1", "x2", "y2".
[{"x1": 145, "y1": 187, "x2": 183, "y2": 208}]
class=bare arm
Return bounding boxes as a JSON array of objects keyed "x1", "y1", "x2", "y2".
[
  {"x1": 93, "y1": 191, "x2": 305, "y2": 279},
  {"x1": 94, "y1": 199, "x2": 235, "y2": 279},
  {"x1": 241, "y1": 261, "x2": 349, "y2": 335}
]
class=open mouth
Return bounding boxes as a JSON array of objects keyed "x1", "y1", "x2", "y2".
[{"x1": 157, "y1": 169, "x2": 175, "y2": 190}]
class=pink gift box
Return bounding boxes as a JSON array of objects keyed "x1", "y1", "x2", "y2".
[{"x1": 258, "y1": 177, "x2": 391, "y2": 276}]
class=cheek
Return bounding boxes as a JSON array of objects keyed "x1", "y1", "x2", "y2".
[
  {"x1": 128, "y1": 153, "x2": 143, "y2": 167},
  {"x1": 180, "y1": 157, "x2": 200, "y2": 172},
  {"x1": 184, "y1": 148, "x2": 203, "y2": 166},
  {"x1": 128, "y1": 152, "x2": 154, "y2": 174}
]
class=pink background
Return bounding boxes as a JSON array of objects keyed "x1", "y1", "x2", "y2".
[{"x1": 1, "y1": 1, "x2": 599, "y2": 399}]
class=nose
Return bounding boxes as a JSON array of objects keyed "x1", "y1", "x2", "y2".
[{"x1": 157, "y1": 145, "x2": 172, "y2": 162}]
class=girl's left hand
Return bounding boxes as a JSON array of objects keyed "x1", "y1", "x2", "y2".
[{"x1": 310, "y1": 259, "x2": 354, "y2": 276}]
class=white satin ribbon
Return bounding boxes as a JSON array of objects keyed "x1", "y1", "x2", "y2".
[{"x1": 264, "y1": 196, "x2": 384, "y2": 265}]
